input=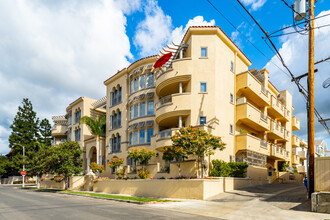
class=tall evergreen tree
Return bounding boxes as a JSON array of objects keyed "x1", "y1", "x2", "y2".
[
  {"x1": 39, "y1": 118, "x2": 52, "y2": 146},
  {"x1": 8, "y1": 98, "x2": 40, "y2": 173}
]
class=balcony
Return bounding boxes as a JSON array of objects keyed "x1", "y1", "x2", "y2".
[
  {"x1": 270, "y1": 144, "x2": 286, "y2": 160},
  {"x1": 155, "y1": 93, "x2": 191, "y2": 126},
  {"x1": 156, "y1": 58, "x2": 192, "y2": 97},
  {"x1": 297, "y1": 165, "x2": 306, "y2": 173},
  {"x1": 236, "y1": 100, "x2": 270, "y2": 131},
  {"x1": 51, "y1": 124, "x2": 67, "y2": 137},
  {"x1": 268, "y1": 96, "x2": 286, "y2": 119},
  {"x1": 268, "y1": 120, "x2": 285, "y2": 140},
  {"x1": 292, "y1": 154, "x2": 300, "y2": 165},
  {"x1": 236, "y1": 71, "x2": 270, "y2": 107},
  {"x1": 292, "y1": 135, "x2": 300, "y2": 147},
  {"x1": 298, "y1": 150, "x2": 307, "y2": 159},
  {"x1": 292, "y1": 116, "x2": 300, "y2": 131},
  {"x1": 236, "y1": 134, "x2": 270, "y2": 155},
  {"x1": 155, "y1": 128, "x2": 179, "y2": 149}
]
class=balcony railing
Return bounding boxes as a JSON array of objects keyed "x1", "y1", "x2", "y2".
[
  {"x1": 157, "y1": 128, "x2": 179, "y2": 140},
  {"x1": 156, "y1": 92, "x2": 190, "y2": 109}
]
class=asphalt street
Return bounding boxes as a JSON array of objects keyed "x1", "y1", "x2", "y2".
[{"x1": 0, "y1": 185, "x2": 216, "y2": 220}]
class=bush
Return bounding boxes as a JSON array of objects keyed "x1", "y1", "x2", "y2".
[
  {"x1": 54, "y1": 177, "x2": 64, "y2": 182},
  {"x1": 13, "y1": 181, "x2": 22, "y2": 184},
  {"x1": 210, "y1": 160, "x2": 248, "y2": 177},
  {"x1": 138, "y1": 169, "x2": 150, "y2": 179},
  {"x1": 116, "y1": 169, "x2": 125, "y2": 179}
]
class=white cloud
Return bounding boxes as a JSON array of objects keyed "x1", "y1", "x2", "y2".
[
  {"x1": 0, "y1": 0, "x2": 138, "y2": 154},
  {"x1": 265, "y1": 10, "x2": 330, "y2": 144},
  {"x1": 134, "y1": 0, "x2": 215, "y2": 56},
  {"x1": 171, "y1": 16, "x2": 216, "y2": 43},
  {"x1": 241, "y1": 0, "x2": 266, "y2": 11}
]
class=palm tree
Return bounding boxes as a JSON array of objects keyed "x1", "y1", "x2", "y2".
[{"x1": 79, "y1": 115, "x2": 106, "y2": 165}]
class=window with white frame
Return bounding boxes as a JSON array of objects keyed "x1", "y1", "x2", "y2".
[
  {"x1": 230, "y1": 61, "x2": 234, "y2": 72},
  {"x1": 230, "y1": 93, "x2": 234, "y2": 103},
  {"x1": 199, "y1": 116, "x2": 207, "y2": 125},
  {"x1": 201, "y1": 47, "x2": 207, "y2": 58},
  {"x1": 200, "y1": 82, "x2": 207, "y2": 93}
]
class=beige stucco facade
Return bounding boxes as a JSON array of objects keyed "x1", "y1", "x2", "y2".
[{"x1": 51, "y1": 26, "x2": 307, "y2": 180}]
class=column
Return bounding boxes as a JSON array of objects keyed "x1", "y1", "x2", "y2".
[
  {"x1": 180, "y1": 49, "x2": 183, "y2": 59},
  {"x1": 179, "y1": 82, "x2": 183, "y2": 93},
  {"x1": 179, "y1": 116, "x2": 182, "y2": 128},
  {"x1": 87, "y1": 158, "x2": 90, "y2": 173},
  {"x1": 99, "y1": 156, "x2": 103, "y2": 167}
]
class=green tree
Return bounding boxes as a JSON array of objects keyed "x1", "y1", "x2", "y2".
[
  {"x1": 0, "y1": 156, "x2": 10, "y2": 176},
  {"x1": 162, "y1": 146, "x2": 186, "y2": 176},
  {"x1": 171, "y1": 126, "x2": 225, "y2": 178},
  {"x1": 127, "y1": 147, "x2": 156, "y2": 171},
  {"x1": 108, "y1": 157, "x2": 124, "y2": 178},
  {"x1": 8, "y1": 98, "x2": 40, "y2": 173},
  {"x1": 47, "y1": 141, "x2": 83, "y2": 190},
  {"x1": 28, "y1": 143, "x2": 51, "y2": 188},
  {"x1": 38, "y1": 118, "x2": 52, "y2": 146},
  {"x1": 79, "y1": 115, "x2": 106, "y2": 165}
]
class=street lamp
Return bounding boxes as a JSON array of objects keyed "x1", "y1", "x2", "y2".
[{"x1": 14, "y1": 143, "x2": 25, "y2": 188}]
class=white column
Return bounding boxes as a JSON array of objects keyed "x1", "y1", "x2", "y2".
[
  {"x1": 179, "y1": 116, "x2": 182, "y2": 128},
  {"x1": 180, "y1": 49, "x2": 183, "y2": 59},
  {"x1": 87, "y1": 158, "x2": 90, "y2": 173},
  {"x1": 179, "y1": 82, "x2": 183, "y2": 93}
]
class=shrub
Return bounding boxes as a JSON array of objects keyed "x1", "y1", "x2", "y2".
[
  {"x1": 210, "y1": 160, "x2": 231, "y2": 177},
  {"x1": 210, "y1": 160, "x2": 248, "y2": 177},
  {"x1": 40, "y1": 178, "x2": 46, "y2": 182},
  {"x1": 138, "y1": 169, "x2": 150, "y2": 179},
  {"x1": 93, "y1": 177, "x2": 109, "y2": 183},
  {"x1": 89, "y1": 162, "x2": 104, "y2": 174},
  {"x1": 54, "y1": 177, "x2": 64, "y2": 182},
  {"x1": 228, "y1": 162, "x2": 248, "y2": 177},
  {"x1": 116, "y1": 169, "x2": 125, "y2": 179},
  {"x1": 13, "y1": 181, "x2": 22, "y2": 184}
]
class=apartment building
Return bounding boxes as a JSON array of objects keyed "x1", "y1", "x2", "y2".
[
  {"x1": 100, "y1": 26, "x2": 302, "y2": 178},
  {"x1": 51, "y1": 97, "x2": 106, "y2": 172}
]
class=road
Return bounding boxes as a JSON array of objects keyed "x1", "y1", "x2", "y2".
[{"x1": 0, "y1": 185, "x2": 216, "y2": 220}]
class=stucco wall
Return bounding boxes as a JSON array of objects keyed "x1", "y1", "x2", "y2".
[{"x1": 315, "y1": 157, "x2": 330, "y2": 191}]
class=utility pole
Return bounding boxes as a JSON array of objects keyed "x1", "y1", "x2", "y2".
[
  {"x1": 23, "y1": 145, "x2": 25, "y2": 188},
  {"x1": 308, "y1": 0, "x2": 315, "y2": 199}
]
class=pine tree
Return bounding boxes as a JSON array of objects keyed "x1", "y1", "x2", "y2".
[
  {"x1": 8, "y1": 98, "x2": 40, "y2": 173},
  {"x1": 39, "y1": 118, "x2": 52, "y2": 146}
]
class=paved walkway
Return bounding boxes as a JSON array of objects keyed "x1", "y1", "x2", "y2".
[{"x1": 149, "y1": 183, "x2": 330, "y2": 220}]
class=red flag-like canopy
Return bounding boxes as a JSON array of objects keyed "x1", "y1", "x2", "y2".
[{"x1": 153, "y1": 52, "x2": 172, "y2": 69}]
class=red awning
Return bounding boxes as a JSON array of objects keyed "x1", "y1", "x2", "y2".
[{"x1": 153, "y1": 52, "x2": 172, "y2": 69}]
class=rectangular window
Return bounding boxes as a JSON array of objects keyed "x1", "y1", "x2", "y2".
[
  {"x1": 134, "y1": 77, "x2": 139, "y2": 92},
  {"x1": 114, "y1": 90, "x2": 118, "y2": 105},
  {"x1": 201, "y1": 47, "x2": 207, "y2": 58},
  {"x1": 140, "y1": 74, "x2": 146, "y2": 89},
  {"x1": 130, "y1": 80, "x2": 133, "y2": 94},
  {"x1": 111, "y1": 92, "x2": 114, "y2": 106},
  {"x1": 68, "y1": 115, "x2": 72, "y2": 125},
  {"x1": 118, "y1": 112, "x2": 121, "y2": 127},
  {"x1": 140, "y1": 102, "x2": 146, "y2": 117},
  {"x1": 74, "y1": 110, "x2": 81, "y2": 124},
  {"x1": 230, "y1": 61, "x2": 234, "y2": 72},
  {"x1": 230, "y1": 124, "x2": 233, "y2": 134},
  {"x1": 74, "y1": 128, "x2": 81, "y2": 141},
  {"x1": 147, "y1": 72, "x2": 154, "y2": 88},
  {"x1": 147, "y1": 129, "x2": 153, "y2": 143},
  {"x1": 200, "y1": 116, "x2": 207, "y2": 125},
  {"x1": 134, "y1": 104, "x2": 139, "y2": 118},
  {"x1": 118, "y1": 87, "x2": 122, "y2": 103},
  {"x1": 139, "y1": 130, "x2": 145, "y2": 144},
  {"x1": 130, "y1": 106, "x2": 133, "y2": 120},
  {"x1": 133, "y1": 131, "x2": 138, "y2": 145},
  {"x1": 147, "y1": 101, "x2": 154, "y2": 115},
  {"x1": 200, "y1": 82, "x2": 207, "y2": 93},
  {"x1": 230, "y1": 93, "x2": 234, "y2": 103},
  {"x1": 129, "y1": 132, "x2": 132, "y2": 146}
]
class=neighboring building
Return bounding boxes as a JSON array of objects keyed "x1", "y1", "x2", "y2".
[
  {"x1": 101, "y1": 26, "x2": 298, "y2": 178},
  {"x1": 315, "y1": 139, "x2": 327, "y2": 157},
  {"x1": 51, "y1": 97, "x2": 106, "y2": 173}
]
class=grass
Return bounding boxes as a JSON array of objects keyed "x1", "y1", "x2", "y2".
[
  {"x1": 20, "y1": 187, "x2": 62, "y2": 192},
  {"x1": 61, "y1": 191, "x2": 176, "y2": 203}
]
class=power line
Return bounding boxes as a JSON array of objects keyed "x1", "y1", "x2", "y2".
[
  {"x1": 269, "y1": 24, "x2": 330, "y2": 38},
  {"x1": 268, "y1": 13, "x2": 330, "y2": 36},
  {"x1": 234, "y1": 0, "x2": 330, "y2": 134},
  {"x1": 281, "y1": 0, "x2": 307, "y2": 21}
]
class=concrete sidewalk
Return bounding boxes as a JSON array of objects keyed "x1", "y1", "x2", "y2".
[{"x1": 149, "y1": 183, "x2": 330, "y2": 220}]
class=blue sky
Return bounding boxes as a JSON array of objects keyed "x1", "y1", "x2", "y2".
[{"x1": 0, "y1": 0, "x2": 329, "y2": 154}]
